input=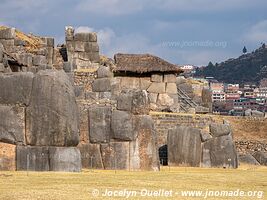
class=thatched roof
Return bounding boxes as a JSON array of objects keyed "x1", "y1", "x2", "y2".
[{"x1": 114, "y1": 53, "x2": 183, "y2": 74}]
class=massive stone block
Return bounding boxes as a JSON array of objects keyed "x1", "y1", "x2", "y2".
[
  {"x1": 0, "y1": 28, "x2": 15, "y2": 39},
  {"x1": 120, "y1": 77, "x2": 140, "y2": 90},
  {"x1": 202, "y1": 135, "x2": 238, "y2": 168},
  {"x1": 89, "y1": 106, "x2": 111, "y2": 143},
  {"x1": 78, "y1": 143, "x2": 103, "y2": 169},
  {"x1": 168, "y1": 126, "x2": 202, "y2": 167},
  {"x1": 92, "y1": 78, "x2": 111, "y2": 92},
  {"x1": 239, "y1": 154, "x2": 260, "y2": 165},
  {"x1": 0, "y1": 72, "x2": 34, "y2": 105},
  {"x1": 26, "y1": 70, "x2": 79, "y2": 146},
  {"x1": 16, "y1": 146, "x2": 50, "y2": 171},
  {"x1": 165, "y1": 83, "x2": 178, "y2": 94},
  {"x1": 253, "y1": 152, "x2": 267, "y2": 166},
  {"x1": 0, "y1": 105, "x2": 25, "y2": 145},
  {"x1": 112, "y1": 110, "x2": 134, "y2": 141},
  {"x1": 79, "y1": 109, "x2": 89, "y2": 143},
  {"x1": 164, "y1": 74, "x2": 176, "y2": 83},
  {"x1": 130, "y1": 115, "x2": 159, "y2": 171},
  {"x1": 147, "y1": 82, "x2": 165, "y2": 93},
  {"x1": 49, "y1": 147, "x2": 81, "y2": 172},
  {"x1": 97, "y1": 66, "x2": 113, "y2": 78},
  {"x1": 210, "y1": 123, "x2": 231, "y2": 137},
  {"x1": 101, "y1": 142, "x2": 129, "y2": 170},
  {"x1": 157, "y1": 94, "x2": 174, "y2": 106},
  {"x1": 0, "y1": 142, "x2": 16, "y2": 171}
]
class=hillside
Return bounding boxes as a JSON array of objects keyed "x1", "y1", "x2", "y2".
[{"x1": 195, "y1": 45, "x2": 267, "y2": 84}]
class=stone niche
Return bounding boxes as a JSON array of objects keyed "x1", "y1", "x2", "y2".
[{"x1": 167, "y1": 122, "x2": 238, "y2": 168}]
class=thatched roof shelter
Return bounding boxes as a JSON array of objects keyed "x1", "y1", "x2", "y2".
[{"x1": 114, "y1": 53, "x2": 183, "y2": 74}]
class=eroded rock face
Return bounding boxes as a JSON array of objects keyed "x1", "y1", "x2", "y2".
[
  {"x1": 0, "y1": 72, "x2": 34, "y2": 106},
  {"x1": 239, "y1": 154, "x2": 260, "y2": 165},
  {"x1": 210, "y1": 123, "x2": 231, "y2": 137},
  {"x1": 130, "y1": 115, "x2": 159, "y2": 171},
  {"x1": 25, "y1": 70, "x2": 79, "y2": 146},
  {"x1": 253, "y1": 152, "x2": 267, "y2": 166},
  {"x1": 89, "y1": 106, "x2": 111, "y2": 143},
  {"x1": 168, "y1": 126, "x2": 202, "y2": 167},
  {"x1": 202, "y1": 135, "x2": 238, "y2": 168},
  {"x1": 0, "y1": 105, "x2": 25, "y2": 145},
  {"x1": 78, "y1": 143, "x2": 103, "y2": 169},
  {"x1": 0, "y1": 142, "x2": 16, "y2": 171}
]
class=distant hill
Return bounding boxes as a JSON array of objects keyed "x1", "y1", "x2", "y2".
[{"x1": 195, "y1": 45, "x2": 267, "y2": 85}]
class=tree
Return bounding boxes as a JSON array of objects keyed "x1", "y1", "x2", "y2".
[
  {"x1": 207, "y1": 61, "x2": 214, "y2": 68},
  {"x1": 262, "y1": 43, "x2": 266, "y2": 49},
  {"x1": 243, "y1": 46, "x2": 247, "y2": 54}
]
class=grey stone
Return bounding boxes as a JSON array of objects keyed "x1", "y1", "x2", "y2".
[
  {"x1": 251, "y1": 110, "x2": 264, "y2": 117},
  {"x1": 63, "y1": 62, "x2": 72, "y2": 72},
  {"x1": 130, "y1": 115, "x2": 159, "y2": 171},
  {"x1": 0, "y1": 105, "x2": 25, "y2": 145},
  {"x1": 65, "y1": 26, "x2": 74, "y2": 41},
  {"x1": 99, "y1": 92, "x2": 112, "y2": 99},
  {"x1": 74, "y1": 33, "x2": 90, "y2": 42},
  {"x1": 164, "y1": 74, "x2": 176, "y2": 83},
  {"x1": 210, "y1": 123, "x2": 231, "y2": 137},
  {"x1": 41, "y1": 37, "x2": 54, "y2": 47},
  {"x1": 0, "y1": 48, "x2": 3, "y2": 63},
  {"x1": 14, "y1": 39, "x2": 26, "y2": 46},
  {"x1": 148, "y1": 93, "x2": 158, "y2": 104},
  {"x1": 239, "y1": 154, "x2": 260, "y2": 165},
  {"x1": 147, "y1": 82, "x2": 165, "y2": 93},
  {"x1": 140, "y1": 78, "x2": 151, "y2": 90},
  {"x1": 0, "y1": 63, "x2": 4, "y2": 72},
  {"x1": 16, "y1": 146, "x2": 50, "y2": 171},
  {"x1": 85, "y1": 42, "x2": 99, "y2": 52},
  {"x1": 89, "y1": 33, "x2": 97, "y2": 42},
  {"x1": 97, "y1": 66, "x2": 113, "y2": 78},
  {"x1": 168, "y1": 126, "x2": 202, "y2": 167},
  {"x1": 100, "y1": 142, "x2": 129, "y2": 170},
  {"x1": 112, "y1": 110, "x2": 134, "y2": 141},
  {"x1": 165, "y1": 83, "x2": 177, "y2": 94},
  {"x1": 132, "y1": 90, "x2": 150, "y2": 115},
  {"x1": 92, "y1": 78, "x2": 111, "y2": 92},
  {"x1": 33, "y1": 55, "x2": 47, "y2": 66},
  {"x1": 200, "y1": 131, "x2": 212, "y2": 142},
  {"x1": 151, "y1": 74, "x2": 163, "y2": 82},
  {"x1": 253, "y1": 152, "x2": 267, "y2": 166},
  {"x1": 49, "y1": 147, "x2": 81, "y2": 172},
  {"x1": 245, "y1": 109, "x2": 252, "y2": 116},
  {"x1": 0, "y1": 72, "x2": 34, "y2": 105},
  {"x1": 0, "y1": 28, "x2": 15, "y2": 39},
  {"x1": 26, "y1": 70, "x2": 79, "y2": 146},
  {"x1": 202, "y1": 135, "x2": 238, "y2": 168},
  {"x1": 117, "y1": 91, "x2": 132, "y2": 111},
  {"x1": 18, "y1": 53, "x2": 33, "y2": 67},
  {"x1": 157, "y1": 94, "x2": 174, "y2": 106},
  {"x1": 85, "y1": 92, "x2": 99, "y2": 101},
  {"x1": 78, "y1": 143, "x2": 103, "y2": 169},
  {"x1": 74, "y1": 85, "x2": 85, "y2": 98},
  {"x1": 0, "y1": 142, "x2": 16, "y2": 171},
  {"x1": 74, "y1": 41, "x2": 85, "y2": 52},
  {"x1": 89, "y1": 106, "x2": 111, "y2": 143}
]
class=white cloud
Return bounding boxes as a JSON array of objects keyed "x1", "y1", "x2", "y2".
[{"x1": 243, "y1": 20, "x2": 267, "y2": 43}]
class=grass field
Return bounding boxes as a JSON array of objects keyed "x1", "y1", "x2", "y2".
[{"x1": 0, "y1": 165, "x2": 266, "y2": 200}]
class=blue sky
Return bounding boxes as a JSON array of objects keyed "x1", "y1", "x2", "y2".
[{"x1": 1, "y1": 0, "x2": 267, "y2": 66}]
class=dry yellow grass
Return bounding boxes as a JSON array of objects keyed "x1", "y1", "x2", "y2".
[{"x1": 0, "y1": 165, "x2": 266, "y2": 200}]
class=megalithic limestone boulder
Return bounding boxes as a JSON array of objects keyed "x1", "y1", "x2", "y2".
[
  {"x1": 202, "y1": 134, "x2": 238, "y2": 168},
  {"x1": 0, "y1": 105, "x2": 25, "y2": 145},
  {"x1": 78, "y1": 143, "x2": 104, "y2": 169},
  {"x1": 26, "y1": 70, "x2": 79, "y2": 146},
  {"x1": 168, "y1": 126, "x2": 202, "y2": 167},
  {"x1": 130, "y1": 115, "x2": 160, "y2": 171},
  {"x1": 0, "y1": 72, "x2": 34, "y2": 106},
  {"x1": 49, "y1": 147, "x2": 81, "y2": 172},
  {"x1": 16, "y1": 146, "x2": 50, "y2": 171},
  {"x1": 253, "y1": 152, "x2": 267, "y2": 166}
]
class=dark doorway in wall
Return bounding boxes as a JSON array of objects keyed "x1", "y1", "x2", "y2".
[{"x1": 159, "y1": 145, "x2": 168, "y2": 166}]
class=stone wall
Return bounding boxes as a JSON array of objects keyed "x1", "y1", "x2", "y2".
[
  {"x1": 150, "y1": 112, "x2": 214, "y2": 147},
  {"x1": 0, "y1": 70, "x2": 81, "y2": 172},
  {"x1": 65, "y1": 26, "x2": 100, "y2": 70},
  {"x1": 0, "y1": 27, "x2": 55, "y2": 73}
]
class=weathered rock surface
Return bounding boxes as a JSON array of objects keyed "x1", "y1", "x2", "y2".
[
  {"x1": 157, "y1": 94, "x2": 174, "y2": 106},
  {"x1": 130, "y1": 115, "x2": 159, "y2": 171},
  {"x1": 168, "y1": 126, "x2": 201, "y2": 167},
  {"x1": 147, "y1": 82, "x2": 165, "y2": 93},
  {"x1": 210, "y1": 123, "x2": 231, "y2": 137},
  {"x1": 49, "y1": 147, "x2": 81, "y2": 172},
  {"x1": 89, "y1": 106, "x2": 111, "y2": 143},
  {"x1": 0, "y1": 142, "x2": 16, "y2": 171},
  {"x1": 26, "y1": 70, "x2": 79, "y2": 146},
  {"x1": 16, "y1": 146, "x2": 50, "y2": 171},
  {"x1": 97, "y1": 66, "x2": 113, "y2": 78},
  {"x1": 112, "y1": 110, "x2": 134, "y2": 141},
  {"x1": 202, "y1": 135, "x2": 238, "y2": 168},
  {"x1": 253, "y1": 152, "x2": 267, "y2": 166},
  {"x1": 101, "y1": 142, "x2": 129, "y2": 170},
  {"x1": 92, "y1": 78, "x2": 111, "y2": 92},
  {"x1": 0, "y1": 105, "x2": 25, "y2": 145},
  {"x1": 238, "y1": 154, "x2": 260, "y2": 165},
  {"x1": 78, "y1": 143, "x2": 103, "y2": 169},
  {"x1": 0, "y1": 72, "x2": 34, "y2": 105}
]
